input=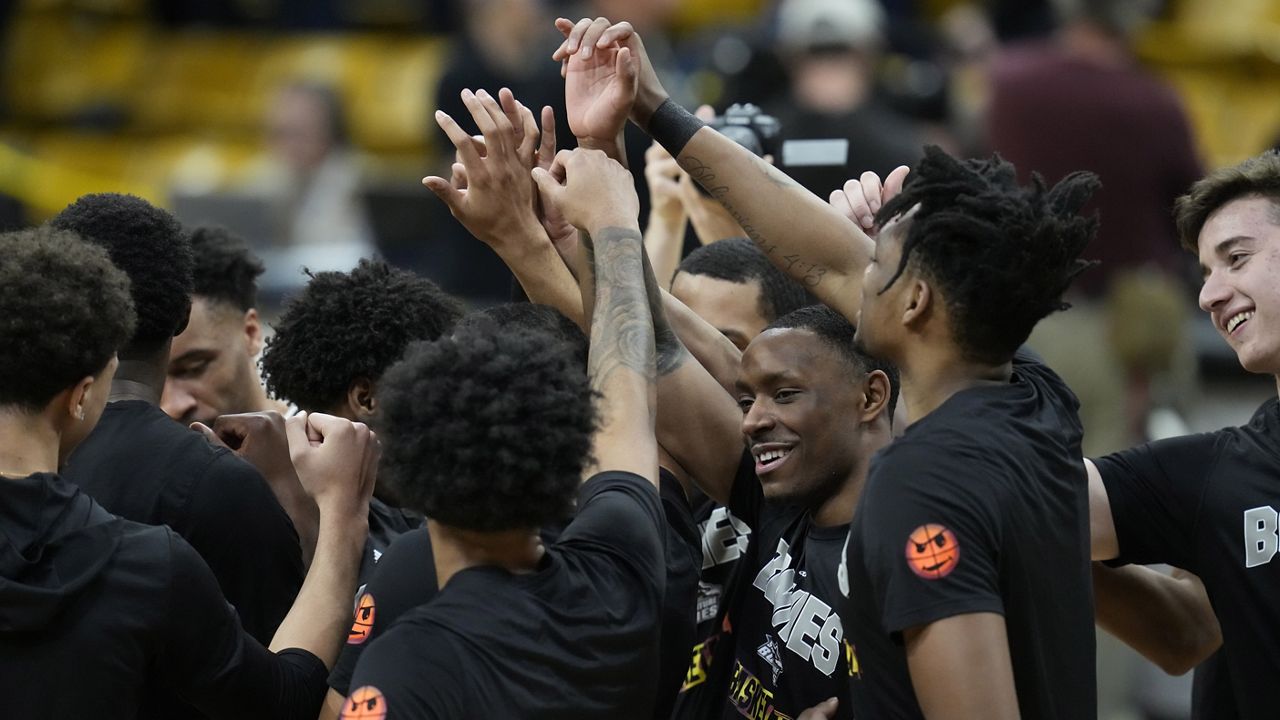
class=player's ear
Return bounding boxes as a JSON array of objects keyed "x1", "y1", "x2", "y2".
[
  {"x1": 346, "y1": 377, "x2": 377, "y2": 420},
  {"x1": 901, "y1": 276, "x2": 931, "y2": 328},
  {"x1": 859, "y1": 369, "x2": 891, "y2": 426},
  {"x1": 243, "y1": 308, "x2": 264, "y2": 356}
]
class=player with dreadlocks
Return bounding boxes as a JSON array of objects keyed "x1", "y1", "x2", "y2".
[{"x1": 553, "y1": 17, "x2": 1099, "y2": 719}]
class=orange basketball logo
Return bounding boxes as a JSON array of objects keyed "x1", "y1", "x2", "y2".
[
  {"x1": 341, "y1": 686, "x2": 387, "y2": 720},
  {"x1": 905, "y1": 524, "x2": 960, "y2": 579},
  {"x1": 347, "y1": 592, "x2": 376, "y2": 645}
]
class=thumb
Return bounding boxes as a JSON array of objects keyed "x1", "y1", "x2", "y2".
[
  {"x1": 422, "y1": 176, "x2": 463, "y2": 209},
  {"x1": 191, "y1": 422, "x2": 229, "y2": 449},
  {"x1": 531, "y1": 166, "x2": 563, "y2": 202},
  {"x1": 798, "y1": 697, "x2": 839, "y2": 720},
  {"x1": 616, "y1": 46, "x2": 638, "y2": 93}
]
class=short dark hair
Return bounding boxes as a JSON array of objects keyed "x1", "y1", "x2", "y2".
[
  {"x1": 261, "y1": 259, "x2": 465, "y2": 412},
  {"x1": 458, "y1": 303, "x2": 589, "y2": 369},
  {"x1": 875, "y1": 146, "x2": 1098, "y2": 365},
  {"x1": 377, "y1": 321, "x2": 595, "y2": 531},
  {"x1": 766, "y1": 305, "x2": 900, "y2": 422},
  {"x1": 1175, "y1": 150, "x2": 1280, "y2": 252},
  {"x1": 0, "y1": 227, "x2": 136, "y2": 410},
  {"x1": 676, "y1": 237, "x2": 815, "y2": 322},
  {"x1": 49, "y1": 193, "x2": 192, "y2": 354},
  {"x1": 189, "y1": 226, "x2": 265, "y2": 311}
]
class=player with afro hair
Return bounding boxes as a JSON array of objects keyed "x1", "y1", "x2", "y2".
[
  {"x1": 49, "y1": 193, "x2": 192, "y2": 356},
  {"x1": 456, "y1": 302, "x2": 589, "y2": 371},
  {"x1": 189, "y1": 225, "x2": 265, "y2": 312},
  {"x1": 377, "y1": 321, "x2": 595, "y2": 531},
  {"x1": 261, "y1": 258, "x2": 465, "y2": 419}
]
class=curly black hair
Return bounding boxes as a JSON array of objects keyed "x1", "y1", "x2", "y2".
[
  {"x1": 875, "y1": 146, "x2": 1099, "y2": 364},
  {"x1": 376, "y1": 321, "x2": 596, "y2": 531},
  {"x1": 0, "y1": 227, "x2": 136, "y2": 411},
  {"x1": 457, "y1": 303, "x2": 589, "y2": 370},
  {"x1": 676, "y1": 237, "x2": 815, "y2": 322},
  {"x1": 49, "y1": 193, "x2": 191, "y2": 354},
  {"x1": 189, "y1": 226, "x2": 264, "y2": 311},
  {"x1": 766, "y1": 305, "x2": 899, "y2": 422},
  {"x1": 262, "y1": 259, "x2": 466, "y2": 412}
]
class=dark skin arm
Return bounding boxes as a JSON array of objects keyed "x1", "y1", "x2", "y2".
[{"x1": 903, "y1": 613, "x2": 1021, "y2": 720}]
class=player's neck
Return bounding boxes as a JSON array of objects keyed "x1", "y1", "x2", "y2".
[
  {"x1": 812, "y1": 428, "x2": 885, "y2": 527},
  {"x1": 427, "y1": 520, "x2": 546, "y2": 588},
  {"x1": 897, "y1": 345, "x2": 1012, "y2": 425},
  {"x1": 0, "y1": 409, "x2": 60, "y2": 478},
  {"x1": 109, "y1": 344, "x2": 170, "y2": 405}
]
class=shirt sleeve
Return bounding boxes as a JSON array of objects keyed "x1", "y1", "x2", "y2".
[
  {"x1": 859, "y1": 444, "x2": 1006, "y2": 635},
  {"x1": 1094, "y1": 433, "x2": 1220, "y2": 570},
  {"x1": 159, "y1": 531, "x2": 328, "y2": 720},
  {"x1": 555, "y1": 471, "x2": 666, "y2": 592},
  {"x1": 182, "y1": 452, "x2": 306, "y2": 643},
  {"x1": 345, "y1": 626, "x2": 463, "y2": 720}
]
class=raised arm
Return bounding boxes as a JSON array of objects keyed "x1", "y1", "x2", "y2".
[
  {"x1": 533, "y1": 147, "x2": 657, "y2": 484},
  {"x1": 1092, "y1": 564, "x2": 1221, "y2": 675},
  {"x1": 555, "y1": 18, "x2": 880, "y2": 321}
]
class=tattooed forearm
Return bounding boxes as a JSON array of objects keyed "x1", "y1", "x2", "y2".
[
  {"x1": 640, "y1": 251, "x2": 688, "y2": 376},
  {"x1": 680, "y1": 155, "x2": 831, "y2": 288},
  {"x1": 588, "y1": 227, "x2": 656, "y2": 394}
]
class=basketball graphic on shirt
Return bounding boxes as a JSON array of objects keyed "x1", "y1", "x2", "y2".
[
  {"x1": 341, "y1": 686, "x2": 387, "y2": 720},
  {"x1": 347, "y1": 592, "x2": 376, "y2": 645},
  {"x1": 905, "y1": 524, "x2": 960, "y2": 579}
]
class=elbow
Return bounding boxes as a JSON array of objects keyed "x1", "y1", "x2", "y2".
[{"x1": 1153, "y1": 627, "x2": 1223, "y2": 676}]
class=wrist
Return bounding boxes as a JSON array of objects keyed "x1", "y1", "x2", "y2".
[
  {"x1": 577, "y1": 135, "x2": 625, "y2": 163},
  {"x1": 633, "y1": 89, "x2": 669, "y2": 130},
  {"x1": 586, "y1": 218, "x2": 642, "y2": 239}
]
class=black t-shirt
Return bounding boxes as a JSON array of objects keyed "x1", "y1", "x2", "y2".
[
  {"x1": 333, "y1": 471, "x2": 699, "y2": 719},
  {"x1": 1097, "y1": 396, "x2": 1280, "y2": 720},
  {"x1": 842, "y1": 352, "x2": 1094, "y2": 720},
  {"x1": 357, "y1": 497, "x2": 423, "y2": 586},
  {"x1": 670, "y1": 495, "x2": 752, "y2": 720},
  {"x1": 62, "y1": 400, "x2": 304, "y2": 644},
  {"x1": 711, "y1": 451, "x2": 855, "y2": 720},
  {"x1": 344, "y1": 471, "x2": 666, "y2": 719},
  {"x1": 1193, "y1": 650, "x2": 1238, "y2": 720},
  {"x1": 0, "y1": 473, "x2": 327, "y2": 720}
]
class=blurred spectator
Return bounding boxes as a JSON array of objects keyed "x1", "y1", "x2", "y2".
[
  {"x1": 986, "y1": 0, "x2": 1202, "y2": 451},
  {"x1": 259, "y1": 82, "x2": 376, "y2": 268},
  {"x1": 767, "y1": 0, "x2": 923, "y2": 187}
]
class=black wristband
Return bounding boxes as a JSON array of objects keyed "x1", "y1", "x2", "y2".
[{"x1": 647, "y1": 99, "x2": 704, "y2": 158}]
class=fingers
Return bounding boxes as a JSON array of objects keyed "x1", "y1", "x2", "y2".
[
  {"x1": 695, "y1": 104, "x2": 716, "y2": 122},
  {"x1": 434, "y1": 109, "x2": 482, "y2": 168},
  {"x1": 548, "y1": 148, "x2": 572, "y2": 183},
  {"x1": 578, "y1": 17, "x2": 612, "y2": 60},
  {"x1": 829, "y1": 188, "x2": 857, "y2": 225},
  {"x1": 859, "y1": 170, "x2": 885, "y2": 215},
  {"x1": 460, "y1": 89, "x2": 514, "y2": 158},
  {"x1": 843, "y1": 176, "x2": 877, "y2": 229},
  {"x1": 536, "y1": 106, "x2": 557, "y2": 171},
  {"x1": 597, "y1": 21, "x2": 636, "y2": 49},
  {"x1": 796, "y1": 697, "x2": 839, "y2": 720},
  {"x1": 531, "y1": 166, "x2": 564, "y2": 205},
  {"x1": 884, "y1": 164, "x2": 911, "y2": 204},
  {"x1": 614, "y1": 45, "x2": 638, "y2": 93},
  {"x1": 284, "y1": 411, "x2": 310, "y2": 450},
  {"x1": 448, "y1": 161, "x2": 469, "y2": 190},
  {"x1": 565, "y1": 17, "x2": 594, "y2": 55}
]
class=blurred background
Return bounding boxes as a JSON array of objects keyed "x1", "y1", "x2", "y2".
[{"x1": 2, "y1": 1, "x2": 1278, "y2": 716}]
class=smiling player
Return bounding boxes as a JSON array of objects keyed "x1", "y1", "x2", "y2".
[{"x1": 1089, "y1": 150, "x2": 1280, "y2": 719}]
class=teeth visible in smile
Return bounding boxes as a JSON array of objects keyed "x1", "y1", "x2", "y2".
[
  {"x1": 1227, "y1": 311, "x2": 1254, "y2": 333},
  {"x1": 757, "y1": 449, "x2": 791, "y2": 463}
]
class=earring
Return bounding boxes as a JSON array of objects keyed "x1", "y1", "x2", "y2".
[{"x1": 76, "y1": 408, "x2": 85, "y2": 421}]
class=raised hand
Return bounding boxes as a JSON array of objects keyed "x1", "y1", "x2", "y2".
[
  {"x1": 285, "y1": 412, "x2": 378, "y2": 515},
  {"x1": 423, "y1": 88, "x2": 546, "y2": 252},
  {"x1": 532, "y1": 148, "x2": 640, "y2": 235},
  {"x1": 646, "y1": 141, "x2": 685, "y2": 221},
  {"x1": 829, "y1": 166, "x2": 911, "y2": 230},
  {"x1": 553, "y1": 17, "x2": 667, "y2": 137}
]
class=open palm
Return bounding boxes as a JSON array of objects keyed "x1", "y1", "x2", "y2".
[{"x1": 564, "y1": 44, "x2": 636, "y2": 144}]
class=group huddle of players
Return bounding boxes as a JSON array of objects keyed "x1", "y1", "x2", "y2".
[{"x1": 1, "y1": 15, "x2": 1277, "y2": 720}]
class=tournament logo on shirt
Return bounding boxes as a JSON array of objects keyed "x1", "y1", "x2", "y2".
[
  {"x1": 757, "y1": 635, "x2": 785, "y2": 684},
  {"x1": 340, "y1": 686, "x2": 387, "y2": 720},
  {"x1": 347, "y1": 592, "x2": 376, "y2": 645},
  {"x1": 904, "y1": 524, "x2": 960, "y2": 579}
]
